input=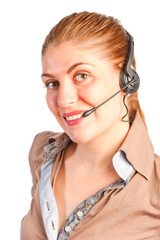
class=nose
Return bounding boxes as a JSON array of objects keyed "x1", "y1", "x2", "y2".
[{"x1": 57, "y1": 80, "x2": 78, "y2": 107}]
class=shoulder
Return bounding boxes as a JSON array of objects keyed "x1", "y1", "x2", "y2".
[
  {"x1": 149, "y1": 153, "x2": 160, "y2": 185},
  {"x1": 28, "y1": 131, "x2": 61, "y2": 175},
  {"x1": 30, "y1": 131, "x2": 57, "y2": 152},
  {"x1": 154, "y1": 153, "x2": 160, "y2": 175},
  {"x1": 154, "y1": 153, "x2": 160, "y2": 162},
  {"x1": 30, "y1": 131, "x2": 66, "y2": 149}
]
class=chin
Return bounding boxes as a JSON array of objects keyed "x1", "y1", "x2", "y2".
[
  {"x1": 63, "y1": 128, "x2": 91, "y2": 144},
  {"x1": 67, "y1": 134, "x2": 88, "y2": 144}
]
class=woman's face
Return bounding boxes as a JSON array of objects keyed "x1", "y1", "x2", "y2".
[{"x1": 42, "y1": 41, "x2": 125, "y2": 144}]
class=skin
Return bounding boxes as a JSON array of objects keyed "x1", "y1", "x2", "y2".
[{"x1": 41, "y1": 41, "x2": 130, "y2": 230}]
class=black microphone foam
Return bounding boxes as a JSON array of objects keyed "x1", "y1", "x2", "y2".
[{"x1": 82, "y1": 108, "x2": 97, "y2": 117}]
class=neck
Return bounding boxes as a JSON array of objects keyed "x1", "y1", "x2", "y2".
[{"x1": 73, "y1": 120, "x2": 130, "y2": 174}]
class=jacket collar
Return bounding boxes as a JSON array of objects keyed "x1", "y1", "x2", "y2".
[
  {"x1": 119, "y1": 111, "x2": 154, "y2": 180},
  {"x1": 46, "y1": 111, "x2": 154, "y2": 180}
]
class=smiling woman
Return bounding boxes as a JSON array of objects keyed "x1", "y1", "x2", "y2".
[
  {"x1": 20, "y1": 11, "x2": 160, "y2": 240},
  {"x1": 41, "y1": 41, "x2": 125, "y2": 144}
]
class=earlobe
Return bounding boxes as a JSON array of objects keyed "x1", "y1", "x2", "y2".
[
  {"x1": 120, "y1": 88, "x2": 130, "y2": 97},
  {"x1": 118, "y1": 81, "x2": 126, "y2": 96},
  {"x1": 118, "y1": 62, "x2": 124, "y2": 69},
  {"x1": 120, "y1": 90, "x2": 126, "y2": 96}
]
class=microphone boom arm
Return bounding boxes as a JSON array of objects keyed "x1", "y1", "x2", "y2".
[{"x1": 82, "y1": 83, "x2": 130, "y2": 118}]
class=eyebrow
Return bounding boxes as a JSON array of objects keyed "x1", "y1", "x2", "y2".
[{"x1": 41, "y1": 62, "x2": 93, "y2": 78}]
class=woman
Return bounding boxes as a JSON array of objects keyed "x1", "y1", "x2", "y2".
[{"x1": 20, "y1": 11, "x2": 160, "y2": 239}]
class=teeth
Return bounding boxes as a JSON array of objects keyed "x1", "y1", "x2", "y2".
[{"x1": 66, "y1": 113, "x2": 82, "y2": 121}]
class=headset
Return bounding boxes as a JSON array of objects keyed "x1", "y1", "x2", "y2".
[
  {"x1": 120, "y1": 31, "x2": 140, "y2": 94},
  {"x1": 82, "y1": 31, "x2": 140, "y2": 119}
]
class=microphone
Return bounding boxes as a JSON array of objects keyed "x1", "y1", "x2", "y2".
[{"x1": 82, "y1": 78, "x2": 134, "y2": 118}]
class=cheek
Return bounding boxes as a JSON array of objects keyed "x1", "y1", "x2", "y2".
[
  {"x1": 78, "y1": 83, "x2": 110, "y2": 108},
  {"x1": 46, "y1": 93, "x2": 57, "y2": 115},
  {"x1": 96, "y1": 93, "x2": 123, "y2": 125},
  {"x1": 79, "y1": 79, "x2": 119, "y2": 111}
]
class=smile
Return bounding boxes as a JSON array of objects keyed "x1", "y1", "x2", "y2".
[
  {"x1": 65, "y1": 113, "x2": 83, "y2": 121},
  {"x1": 62, "y1": 110, "x2": 85, "y2": 126}
]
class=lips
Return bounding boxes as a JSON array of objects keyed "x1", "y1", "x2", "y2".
[
  {"x1": 62, "y1": 110, "x2": 85, "y2": 118},
  {"x1": 62, "y1": 110, "x2": 86, "y2": 126}
]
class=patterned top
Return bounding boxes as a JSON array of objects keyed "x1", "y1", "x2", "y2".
[
  {"x1": 58, "y1": 179, "x2": 127, "y2": 240},
  {"x1": 40, "y1": 134, "x2": 134, "y2": 240}
]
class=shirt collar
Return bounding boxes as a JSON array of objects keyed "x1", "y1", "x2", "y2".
[
  {"x1": 112, "y1": 150, "x2": 134, "y2": 181},
  {"x1": 45, "y1": 111, "x2": 154, "y2": 181}
]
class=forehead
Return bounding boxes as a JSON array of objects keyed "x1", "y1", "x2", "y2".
[{"x1": 42, "y1": 41, "x2": 114, "y2": 73}]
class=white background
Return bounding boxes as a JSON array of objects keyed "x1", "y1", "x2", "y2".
[{"x1": 0, "y1": 0, "x2": 159, "y2": 239}]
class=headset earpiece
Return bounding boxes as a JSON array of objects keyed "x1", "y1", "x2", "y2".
[
  {"x1": 120, "y1": 32, "x2": 140, "y2": 94},
  {"x1": 120, "y1": 68, "x2": 140, "y2": 94}
]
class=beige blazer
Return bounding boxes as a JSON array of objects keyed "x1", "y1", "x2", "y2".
[{"x1": 20, "y1": 112, "x2": 160, "y2": 239}]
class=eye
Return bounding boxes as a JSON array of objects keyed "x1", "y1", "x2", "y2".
[
  {"x1": 75, "y1": 73, "x2": 88, "y2": 82},
  {"x1": 45, "y1": 81, "x2": 59, "y2": 89}
]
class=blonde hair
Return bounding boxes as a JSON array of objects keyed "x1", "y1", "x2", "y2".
[{"x1": 42, "y1": 11, "x2": 146, "y2": 126}]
